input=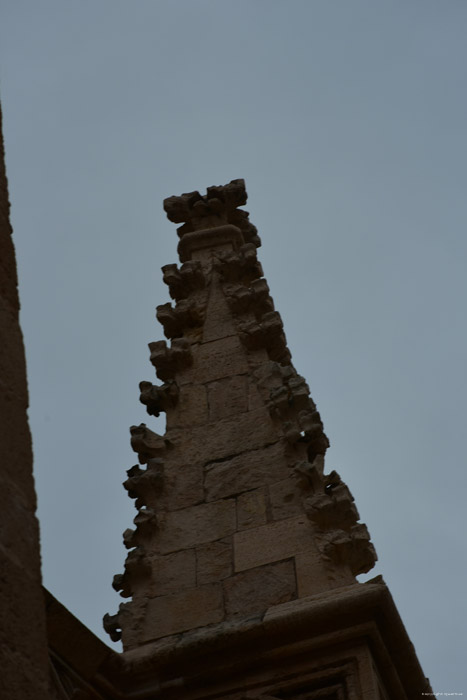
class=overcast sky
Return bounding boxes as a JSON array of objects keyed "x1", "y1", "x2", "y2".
[{"x1": 1, "y1": 1, "x2": 466, "y2": 693}]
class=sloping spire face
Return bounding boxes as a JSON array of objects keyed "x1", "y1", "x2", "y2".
[{"x1": 104, "y1": 180, "x2": 376, "y2": 650}]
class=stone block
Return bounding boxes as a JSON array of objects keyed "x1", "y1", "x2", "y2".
[
  {"x1": 148, "y1": 549, "x2": 196, "y2": 596},
  {"x1": 178, "y1": 225, "x2": 245, "y2": 264},
  {"x1": 0, "y1": 304, "x2": 36, "y2": 502},
  {"x1": 234, "y1": 515, "x2": 315, "y2": 572},
  {"x1": 202, "y1": 277, "x2": 237, "y2": 342},
  {"x1": 142, "y1": 584, "x2": 224, "y2": 640},
  {"x1": 237, "y1": 488, "x2": 267, "y2": 531},
  {"x1": 0, "y1": 553, "x2": 48, "y2": 670},
  {"x1": 223, "y1": 560, "x2": 296, "y2": 618},
  {"x1": 191, "y1": 242, "x2": 235, "y2": 266},
  {"x1": 207, "y1": 375, "x2": 248, "y2": 421},
  {"x1": 183, "y1": 335, "x2": 249, "y2": 385},
  {"x1": 183, "y1": 406, "x2": 278, "y2": 467},
  {"x1": 269, "y1": 477, "x2": 304, "y2": 520},
  {"x1": 155, "y1": 499, "x2": 236, "y2": 554},
  {"x1": 247, "y1": 381, "x2": 265, "y2": 411},
  {"x1": 196, "y1": 540, "x2": 232, "y2": 584},
  {"x1": 205, "y1": 441, "x2": 290, "y2": 501},
  {"x1": 169, "y1": 383, "x2": 208, "y2": 429},
  {"x1": 155, "y1": 460, "x2": 204, "y2": 511},
  {"x1": 1, "y1": 647, "x2": 49, "y2": 700},
  {"x1": 118, "y1": 597, "x2": 148, "y2": 649},
  {"x1": 295, "y1": 548, "x2": 354, "y2": 597},
  {"x1": 0, "y1": 475, "x2": 43, "y2": 567}
]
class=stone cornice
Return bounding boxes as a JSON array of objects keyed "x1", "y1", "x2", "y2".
[{"x1": 46, "y1": 580, "x2": 431, "y2": 699}]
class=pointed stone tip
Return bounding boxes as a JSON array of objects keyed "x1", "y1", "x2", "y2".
[
  {"x1": 162, "y1": 180, "x2": 259, "y2": 247},
  {"x1": 163, "y1": 179, "x2": 247, "y2": 223}
]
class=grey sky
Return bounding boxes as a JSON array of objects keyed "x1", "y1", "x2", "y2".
[{"x1": 1, "y1": 0, "x2": 466, "y2": 692}]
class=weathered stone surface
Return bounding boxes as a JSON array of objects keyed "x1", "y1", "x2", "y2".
[
  {"x1": 156, "y1": 297, "x2": 205, "y2": 339},
  {"x1": 295, "y1": 548, "x2": 354, "y2": 597},
  {"x1": 239, "y1": 311, "x2": 291, "y2": 364},
  {"x1": 118, "y1": 597, "x2": 148, "y2": 649},
  {"x1": 236, "y1": 488, "x2": 267, "y2": 531},
  {"x1": 162, "y1": 260, "x2": 206, "y2": 301},
  {"x1": 0, "y1": 106, "x2": 49, "y2": 699},
  {"x1": 202, "y1": 274, "x2": 237, "y2": 342},
  {"x1": 320, "y1": 524, "x2": 377, "y2": 576},
  {"x1": 293, "y1": 457, "x2": 324, "y2": 491},
  {"x1": 163, "y1": 179, "x2": 259, "y2": 248},
  {"x1": 269, "y1": 477, "x2": 304, "y2": 521},
  {"x1": 0, "y1": 476, "x2": 45, "y2": 565},
  {"x1": 103, "y1": 610, "x2": 122, "y2": 642},
  {"x1": 134, "y1": 506, "x2": 158, "y2": 536},
  {"x1": 181, "y1": 225, "x2": 245, "y2": 264},
  {"x1": 155, "y1": 499, "x2": 236, "y2": 554},
  {"x1": 124, "y1": 459, "x2": 164, "y2": 509},
  {"x1": 305, "y1": 471, "x2": 359, "y2": 529},
  {"x1": 130, "y1": 423, "x2": 167, "y2": 463},
  {"x1": 142, "y1": 584, "x2": 224, "y2": 640},
  {"x1": 246, "y1": 349, "x2": 272, "y2": 375},
  {"x1": 224, "y1": 278, "x2": 273, "y2": 318},
  {"x1": 183, "y1": 406, "x2": 278, "y2": 467},
  {"x1": 147, "y1": 549, "x2": 196, "y2": 596},
  {"x1": 223, "y1": 560, "x2": 296, "y2": 618},
  {"x1": 139, "y1": 379, "x2": 179, "y2": 417},
  {"x1": 196, "y1": 540, "x2": 232, "y2": 584},
  {"x1": 247, "y1": 381, "x2": 265, "y2": 411},
  {"x1": 149, "y1": 338, "x2": 193, "y2": 381},
  {"x1": 253, "y1": 360, "x2": 285, "y2": 394},
  {"x1": 157, "y1": 460, "x2": 204, "y2": 511},
  {"x1": 113, "y1": 548, "x2": 150, "y2": 599},
  {"x1": 191, "y1": 239, "x2": 237, "y2": 267},
  {"x1": 216, "y1": 242, "x2": 263, "y2": 284},
  {"x1": 2, "y1": 543, "x2": 53, "y2": 698},
  {"x1": 205, "y1": 441, "x2": 291, "y2": 501},
  {"x1": 207, "y1": 375, "x2": 248, "y2": 421},
  {"x1": 234, "y1": 515, "x2": 315, "y2": 572},
  {"x1": 183, "y1": 335, "x2": 249, "y2": 385},
  {"x1": 164, "y1": 180, "x2": 247, "y2": 226},
  {"x1": 169, "y1": 383, "x2": 208, "y2": 429}
]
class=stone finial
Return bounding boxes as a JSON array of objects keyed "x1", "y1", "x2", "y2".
[
  {"x1": 163, "y1": 179, "x2": 260, "y2": 247},
  {"x1": 107, "y1": 178, "x2": 377, "y2": 651}
]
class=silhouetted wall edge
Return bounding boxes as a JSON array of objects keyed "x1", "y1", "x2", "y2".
[{"x1": 0, "y1": 102, "x2": 50, "y2": 700}]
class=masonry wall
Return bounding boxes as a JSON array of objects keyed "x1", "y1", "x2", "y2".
[{"x1": 0, "y1": 105, "x2": 50, "y2": 699}]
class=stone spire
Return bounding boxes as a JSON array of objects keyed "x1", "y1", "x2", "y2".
[{"x1": 104, "y1": 179, "x2": 376, "y2": 650}]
